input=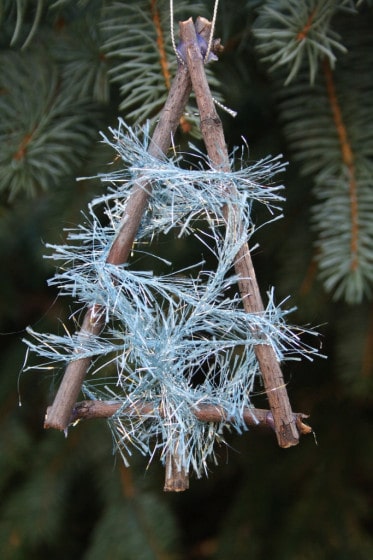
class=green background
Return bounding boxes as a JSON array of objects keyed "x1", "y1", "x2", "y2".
[{"x1": 0, "y1": 1, "x2": 372, "y2": 558}]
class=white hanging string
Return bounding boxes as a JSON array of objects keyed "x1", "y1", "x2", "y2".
[
  {"x1": 204, "y1": 0, "x2": 219, "y2": 63},
  {"x1": 170, "y1": 0, "x2": 185, "y2": 64},
  {"x1": 212, "y1": 96, "x2": 237, "y2": 118},
  {"x1": 170, "y1": 0, "x2": 220, "y2": 64}
]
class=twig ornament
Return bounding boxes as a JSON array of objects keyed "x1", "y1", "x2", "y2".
[
  {"x1": 170, "y1": 0, "x2": 219, "y2": 64},
  {"x1": 25, "y1": 12, "x2": 320, "y2": 492}
]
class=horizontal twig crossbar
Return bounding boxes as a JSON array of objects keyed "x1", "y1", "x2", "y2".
[{"x1": 65, "y1": 400, "x2": 311, "y2": 436}]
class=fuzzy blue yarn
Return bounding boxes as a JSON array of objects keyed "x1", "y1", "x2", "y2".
[{"x1": 24, "y1": 121, "x2": 319, "y2": 477}]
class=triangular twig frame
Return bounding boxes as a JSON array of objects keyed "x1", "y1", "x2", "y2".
[{"x1": 43, "y1": 16, "x2": 309, "y2": 492}]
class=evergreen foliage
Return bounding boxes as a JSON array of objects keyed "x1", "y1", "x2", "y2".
[
  {"x1": 0, "y1": 49, "x2": 100, "y2": 199},
  {"x1": 0, "y1": 1, "x2": 372, "y2": 559},
  {"x1": 253, "y1": 0, "x2": 350, "y2": 85},
  {"x1": 253, "y1": 0, "x2": 373, "y2": 302},
  {"x1": 100, "y1": 0, "x2": 210, "y2": 127}
]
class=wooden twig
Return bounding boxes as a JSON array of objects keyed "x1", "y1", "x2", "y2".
[
  {"x1": 44, "y1": 17, "x2": 220, "y2": 493},
  {"x1": 44, "y1": 17, "x2": 221, "y2": 434},
  {"x1": 44, "y1": 47, "x2": 193, "y2": 433},
  {"x1": 179, "y1": 18, "x2": 299, "y2": 448},
  {"x1": 164, "y1": 455, "x2": 190, "y2": 493},
  {"x1": 66, "y1": 396, "x2": 311, "y2": 492},
  {"x1": 66, "y1": 400, "x2": 311, "y2": 436}
]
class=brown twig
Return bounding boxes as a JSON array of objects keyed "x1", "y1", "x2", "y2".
[
  {"x1": 66, "y1": 399, "x2": 312, "y2": 494},
  {"x1": 44, "y1": 17, "x2": 216, "y2": 493},
  {"x1": 179, "y1": 18, "x2": 299, "y2": 448},
  {"x1": 66, "y1": 399, "x2": 311, "y2": 436},
  {"x1": 163, "y1": 455, "x2": 190, "y2": 493},
  {"x1": 44, "y1": 43, "x2": 193, "y2": 433}
]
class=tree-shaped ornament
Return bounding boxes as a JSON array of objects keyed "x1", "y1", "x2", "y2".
[{"x1": 25, "y1": 16, "x2": 319, "y2": 492}]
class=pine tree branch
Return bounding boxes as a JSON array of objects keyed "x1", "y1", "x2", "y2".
[
  {"x1": 0, "y1": 50, "x2": 100, "y2": 199},
  {"x1": 275, "y1": 12, "x2": 373, "y2": 303},
  {"x1": 253, "y1": 0, "x2": 348, "y2": 85},
  {"x1": 67, "y1": 399, "x2": 312, "y2": 436},
  {"x1": 179, "y1": 17, "x2": 299, "y2": 448},
  {"x1": 322, "y1": 57, "x2": 359, "y2": 270},
  {"x1": 150, "y1": 0, "x2": 172, "y2": 90}
]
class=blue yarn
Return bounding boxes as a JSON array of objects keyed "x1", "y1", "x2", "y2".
[{"x1": 24, "y1": 121, "x2": 320, "y2": 477}]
